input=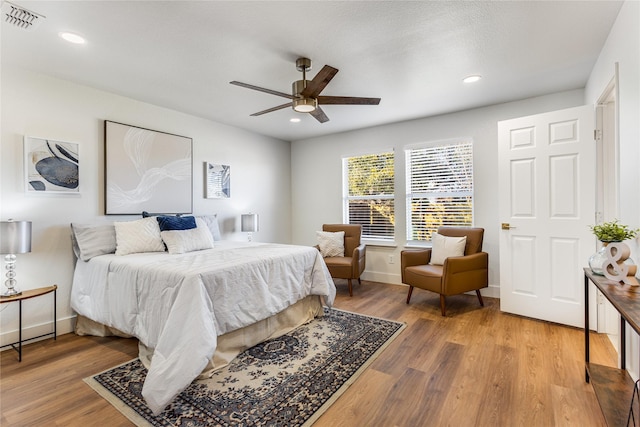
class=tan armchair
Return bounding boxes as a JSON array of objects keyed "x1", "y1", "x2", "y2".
[
  {"x1": 320, "y1": 224, "x2": 366, "y2": 296},
  {"x1": 401, "y1": 227, "x2": 488, "y2": 316}
]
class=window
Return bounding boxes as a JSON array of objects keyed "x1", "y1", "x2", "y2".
[
  {"x1": 406, "y1": 141, "x2": 473, "y2": 242},
  {"x1": 343, "y1": 151, "x2": 395, "y2": 240}
]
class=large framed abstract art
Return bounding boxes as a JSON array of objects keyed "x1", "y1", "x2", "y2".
[
  {"x1": 25, "y1": 136, "x2": 80, "y2": 194},
  {"x1": 104, "y1": 121, "x2": 192, "y2": 215}
]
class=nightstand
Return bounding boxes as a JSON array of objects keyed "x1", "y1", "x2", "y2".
[{"x1": 0, "y1": 284, "x2": 57, "y2": 361}]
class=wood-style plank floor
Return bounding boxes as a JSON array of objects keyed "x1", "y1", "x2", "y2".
[{"x1": 0, "y1": 281, "x2": 617, "y2": 426}]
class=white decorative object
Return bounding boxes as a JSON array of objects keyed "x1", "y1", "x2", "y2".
[
  {"x1": 114, "y1": 217, "x2": 165, "y2": 256},
  {"x1": 161, "y1": 226, "x2": 214, "y2": 254},
  {"x1": 602, "y1": 242, "x2": 638, "y2": 286},
  {"x1": 430, "y1": 233, "x2": 467, "y2": 265},
  {"x1": 316, "y1": 231, "x2": 345, "y2": 257}
]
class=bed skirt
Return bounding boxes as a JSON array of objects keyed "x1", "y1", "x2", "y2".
[{"x1": 75, "y1": 295, "x2": 324, "y2": 376}]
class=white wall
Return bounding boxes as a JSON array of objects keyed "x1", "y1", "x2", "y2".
[
  {"x1": 584, "y1": 0, "x2": 640, "y2": 379},
  {"x1": 291, "y1": 89, "x2": 585, "y2": 295},
  {"x1": 0, "y1": 66, "x2": 291, "y2": 346}
]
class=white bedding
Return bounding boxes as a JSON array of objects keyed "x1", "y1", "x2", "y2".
[{"x1": 70, "y1": 241, "x2": 336, "y2": 414}]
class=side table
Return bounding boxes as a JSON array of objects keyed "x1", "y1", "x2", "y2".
[{"x1": 0, "y1": 284, "x2": 57, "y2": 361}]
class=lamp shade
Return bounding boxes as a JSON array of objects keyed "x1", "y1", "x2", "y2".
[
  {"x1": 0, "y1": 221, "x2": 32, "y2": 254},
  {"x1": 241, "y1": 214, "x2": 259, "y2": 233}
]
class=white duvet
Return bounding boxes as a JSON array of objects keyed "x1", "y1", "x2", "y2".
[{"x1": 70, "y1": 241, "x2": 336, "y2": 414}]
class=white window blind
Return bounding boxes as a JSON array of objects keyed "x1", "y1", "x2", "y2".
[
  {"x1": 406, "y1": 141, "x2": 473, "y2": 242},
  {"x1": 343, "y1": 151, "x2": 395, "y2": 240}
]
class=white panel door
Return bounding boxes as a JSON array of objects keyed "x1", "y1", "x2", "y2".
[{"x1": 498, "y1": 105, "x2": 595, "y2": 327}]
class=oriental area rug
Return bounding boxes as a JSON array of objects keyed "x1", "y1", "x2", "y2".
[{"x1": 85, "y1": 308, "x2": 405, "y2": 427}]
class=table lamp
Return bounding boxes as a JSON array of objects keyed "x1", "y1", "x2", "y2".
[
  {"x1": 241, "y1": 213, "x2": 259, "y2": 242},
  {"x1": 0, "y1": 220, "x2": 32, "y2": 297}
]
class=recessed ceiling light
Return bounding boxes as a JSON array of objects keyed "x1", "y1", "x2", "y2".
[
  {"x1": 290, "y1": 118, "x2": 301, "y2": 123},
  {"x1": 463, "y1": 75, "x2": 482, "y2": 83},
  {"x1": 59, "y1": 32, "x2": 86, "y2": 44}
]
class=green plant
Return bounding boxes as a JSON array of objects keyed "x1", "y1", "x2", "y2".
[{"x1": 589, "y1": 219, "x2": 639, "y2": 242}]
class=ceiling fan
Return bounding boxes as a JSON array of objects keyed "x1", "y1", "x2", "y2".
[{"x1": 230, "y1": 58, "x2": 381, "y2": 123}]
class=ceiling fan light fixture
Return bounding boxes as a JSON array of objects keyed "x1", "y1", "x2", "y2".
[{"x1": 293, "y1": 97, "x2": 317, "y2": 113}]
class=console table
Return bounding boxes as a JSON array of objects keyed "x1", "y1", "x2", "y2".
[
  {"x1": 584, "y1": 268, "x2": 639, "y2": 426},
  {"x1": 0, "y1": 285, "x2": 57, "y2": 361}
]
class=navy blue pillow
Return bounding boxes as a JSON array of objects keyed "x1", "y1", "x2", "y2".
[{"x1": 157, "y1": 215, "x2": 196, "y2": 231}]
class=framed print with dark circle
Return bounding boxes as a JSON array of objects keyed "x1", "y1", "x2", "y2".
[
  {"x1": 25, "y1": 136, "x2": 79, "y2": 194},
  {"x1": 104, "y1": 121, "x2": 193, "y2": 215}
]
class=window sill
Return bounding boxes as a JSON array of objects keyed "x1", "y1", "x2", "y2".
[
  {"x1": 403, "y1": 242, "x2": 433, "y2": 250},
  {"x1": 362, "y1": 239, "x2": 397, "y2": 248}
]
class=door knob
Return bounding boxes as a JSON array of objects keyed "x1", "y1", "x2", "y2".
[{"x1": 501, "y1": 223, "x2": 516, "y2": 230}]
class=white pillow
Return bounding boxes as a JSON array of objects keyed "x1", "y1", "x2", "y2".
[
  {"x1": 196, "y1": 214, "x2": 222, "y2": 241},
  {"x1": 317, "y1": 231, "x2": 345, "y2": 257},
  {"x1": 70, "y1": 223, "x2": 116, "y2": 261},
  {"x1": 161, "y1": 225, "x2": 214, "y2": 254},
  {"x1": 114, "y1": 217, "x2": 165, "y2": 256},
  {"x1": 430, "y1": 233, "x2": 467, "y2": 265}
]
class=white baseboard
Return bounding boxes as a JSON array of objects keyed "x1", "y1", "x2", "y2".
[
  {"x1": 0, "y1": 315, "x2": 76, "y2": 350},
  {"x1": 361, "y1": 270, "x2": 403, "y2": 285}
]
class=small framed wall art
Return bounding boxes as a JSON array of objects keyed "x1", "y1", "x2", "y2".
[
  {"x1": 105, "y1": 121, "x2": 193, "y2": 215},
  {"x1": 24, "y1": 136, "x2": 79, "y2": 194},
  {"x1": 205, "y1": 162, "x2": 230, "y2": 199}
]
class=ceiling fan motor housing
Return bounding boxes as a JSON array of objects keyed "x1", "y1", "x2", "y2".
[{"x1": 292, "y1": 80, "x2": 317, "y2": 112}]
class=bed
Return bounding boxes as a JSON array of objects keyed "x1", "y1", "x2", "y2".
[{"x1": 69, "y1": 216, "x2": 336, "y2": 414}]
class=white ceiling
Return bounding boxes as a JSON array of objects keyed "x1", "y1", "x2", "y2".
[{"x1": 1, "y1": 1, "x2": 624, "y2": 141}]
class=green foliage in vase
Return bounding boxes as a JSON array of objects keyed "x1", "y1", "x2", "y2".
[{"x1": 589, "y1": 219, "x2": 639, "y2": 242}]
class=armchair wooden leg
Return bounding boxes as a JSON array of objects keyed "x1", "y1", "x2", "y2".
[
  {"x1": 406, "y1": 286, "x2": 414, "y2": 304},
  {"x1": 347, "y1": 279, "x2": 353, "y2": 297},
  {"x1": 476, "y1": 289, "x2": 484, "y2": 307},
  {"x1": 440, "y1": 295, "x2": 446, "y2": 316},
  {"x1": 358, "y1": 277, "x2": 361, "y2": 285}
]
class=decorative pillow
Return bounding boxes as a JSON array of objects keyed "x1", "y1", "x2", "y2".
[
  {"x1": 316, "y1": 231, "x2": 345, "y2": 257},
  {"x1": 157, "y1": 215, "x2": 196, "y2": 231},
  {"x1": 70, "y1": 223, "x2": 117, "y2": 261},
  {"x1": 114, "y1": 217, "x2": 165, "y2": 256},
  {"x1": 161, "y1": 224, "x2": 214, "y2": 254},
  {"x1": 430, "y1": 233, "x2": 467, "y2": 265},
  {"x1": 197, "y1": 214, "x2": 222, "y2": 241}
]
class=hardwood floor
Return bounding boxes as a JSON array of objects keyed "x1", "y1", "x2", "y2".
[{"x1": 0, "y1": 281, "x2": 616, "y2": 426}]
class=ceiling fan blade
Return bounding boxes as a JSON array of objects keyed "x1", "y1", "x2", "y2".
[
  {"x1": 318, "y1": 96, "x2": 381, "y2": 105},
  {"x1": 250, "y1": 102, "x2": 293, "y2": 116},
  {"x1": 230, "y1": 81, "x2": 295, "y2": 100},
  {"x1": 301, "y1": 65, "x2": 338, "y2": 98},
  {"x1": 309, "y1": 106, "x2": 329, "y2": 123}
]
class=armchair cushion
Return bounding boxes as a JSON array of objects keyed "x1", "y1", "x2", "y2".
[
  {"x1": 430, "y1": 233, "x2": 466, "y2": 265},
  {"x1": 316, "y1": 231, "x2": 345, "y2": 257}
]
